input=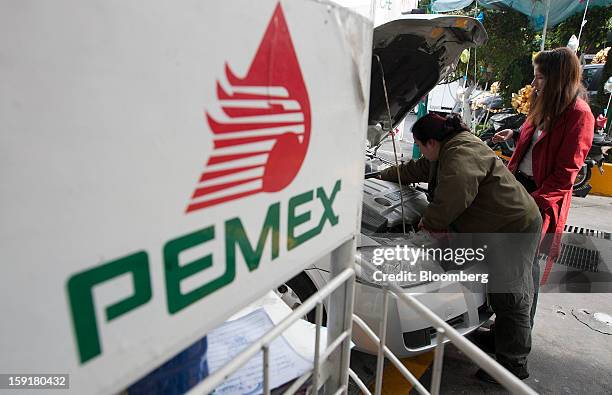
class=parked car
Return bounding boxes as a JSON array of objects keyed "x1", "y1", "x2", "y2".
[
  {"x1": 428, "y1": 79, "x2": 463, "y2": 114},
  {"x1": 582, "y1": 62, "x2": 604, "y2": 102},
  {"x1": 277, "y1": 14, "x2": 490, "y2": 357}
]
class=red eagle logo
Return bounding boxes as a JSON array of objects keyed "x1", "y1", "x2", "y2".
[{"x1": 186, "y1": 3, "x2": 311, "y2": 213}]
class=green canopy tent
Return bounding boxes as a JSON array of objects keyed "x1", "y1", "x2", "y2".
[{"x1": 431, "y1": 0, "x2": 612, "y2": 50}]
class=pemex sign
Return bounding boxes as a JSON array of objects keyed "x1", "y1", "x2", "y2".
[
  {"x1": 0, "y1": 0, "x2": 372, "y2": 393},
  {"x1": 186, "y1": 3, "x2": 312, "y2": 213}
]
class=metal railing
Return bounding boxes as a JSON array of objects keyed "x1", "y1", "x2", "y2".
[
  {"x1": 355, "y1": 258, "x2": 538, "y2": 395},
  {"x1": 187, "y1": 254, "x2": 538, "y2": 395},
  {"x1": 186, "y1": 266, "x2": 355, "y2": 395}
]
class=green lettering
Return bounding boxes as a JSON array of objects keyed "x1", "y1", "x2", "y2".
[
  {"x1": 164, "y1": 226, "x2": 229, "y2": 314},
  {"x1": 287, "y1": 190, "x2": 315, "y2": 250},
  {"x1": 225, "y1": 202, "x2": 280, "y2": 271},
  {"x1": 317, "y1": 179, "x2": 341, "y2": 227},
  {"x1": 288, "y1": 180, "x2": 341, "y2": 250},
  {"x1": 66, "y1": 251, "x2": 151, "y2": 364}
]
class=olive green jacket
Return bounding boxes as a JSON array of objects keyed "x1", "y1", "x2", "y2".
[{"x1": 379, "y1": 131, "x2": 540, "y2": 233}]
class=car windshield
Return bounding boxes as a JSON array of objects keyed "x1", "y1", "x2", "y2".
[{"x1": 582, "y1": 66, "x2": 603, "y2": 91}]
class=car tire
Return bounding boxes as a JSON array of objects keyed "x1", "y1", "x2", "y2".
[
  {"x1": 574, "y1": 165, "x2": 591, "y2": 191},
  {"x1": 281, "y1": 272, "x2": 328, "y2": 325}
]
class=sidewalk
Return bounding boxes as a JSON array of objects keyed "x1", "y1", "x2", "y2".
[{"x1": 567, "y1": 194, "x2": 612, "y2": 233}]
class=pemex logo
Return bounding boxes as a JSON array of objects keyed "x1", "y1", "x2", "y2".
[
  {"x1": 67, "y1": 3, "x2": 346, "y2": 367},
  {"x1": 186, "y1": 3, "x2": 311, "y2": 213}
]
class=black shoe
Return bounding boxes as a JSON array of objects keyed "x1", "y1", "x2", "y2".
[
  {"x1": 475, "y1": 367, "x2": 529, "y2": 385},
  {"x1": 469, "y1": 328, "x2": 495, "y2": 355}
]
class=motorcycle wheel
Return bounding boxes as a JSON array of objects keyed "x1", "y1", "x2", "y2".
[{"x1": 573, "y1": 165, "x2": 591, "y2": 191}]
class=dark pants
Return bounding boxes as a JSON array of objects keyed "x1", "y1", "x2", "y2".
[
  {"x1": 489, "y1": 293, "x2": 532, "y2": 376},
  {"x1": 515, "y1": 170, "x2": 541, "y2": 328},
  {"x1": 485, "y1": 214, "x2": 542, "y2": 376}
]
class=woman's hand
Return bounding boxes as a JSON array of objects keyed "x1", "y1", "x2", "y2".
[{"x1": 492, "y1": 129, "x2": 514, "y2": 143}]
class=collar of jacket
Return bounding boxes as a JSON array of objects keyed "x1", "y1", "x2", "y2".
[
  {"x1": 438, "y1": 130, "x2": 468, "y2": 153},
  {"x1": 425, "y1": 131, "x2": 467, "y2": 202}
]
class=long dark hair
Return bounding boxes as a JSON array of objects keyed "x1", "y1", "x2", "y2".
[
  {"x1": 529, "y1": 47, "x2": 587, "y2": 130},
  {"x1": 412, "y1": 113, "x2": 470, "y2": 144}
]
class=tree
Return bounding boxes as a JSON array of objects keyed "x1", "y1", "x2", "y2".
[
  {"x1": 446, "y1": 4, "x2": 612, "y2": 108},
  {"x1": 548, "y1": 6, "x2": 612, "y2": 118},
  {"x1": 444, "y1": 6, "x2": 538, "y2": 104},
  {"x1": 545, "y1": 6, "x2": 612, "y2": 54},
  {"x1": 480, "y1": 8, "x2": 537, "y2": 104}
]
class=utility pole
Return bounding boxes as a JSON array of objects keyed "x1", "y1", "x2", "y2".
[
  {"x1": 577, "y1": 0, "x2": 591, "y2": 52},
  {"x1": 540, "y1": 0, "x2": 551, "y2": 51}
]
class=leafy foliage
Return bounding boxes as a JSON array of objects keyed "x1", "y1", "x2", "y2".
[
  {"x1": 544, "y1": 6, "x2": 612, "y2": 54},
  {"x1": 481, "y1": 9, "x2": 537, "y2": 105},
  {"x1": 443, "y1": 4, "x2": 612, "y2": 108},
  {"x1": 548, "y1": 5, "x2": 612, "y2": 117}
]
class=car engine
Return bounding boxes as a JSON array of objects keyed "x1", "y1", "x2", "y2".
[{"x1": 361, "y1": 178, "x2": 428, "y2": 235}]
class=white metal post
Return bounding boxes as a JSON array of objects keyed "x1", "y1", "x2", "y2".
[
  {"x1": 370, "y1": 0, "x2": 376, "y2": 22},
  {"x1": 374, "y1": 289, "x2": 390, "y2": 395},
  {"x1": 473, "y1": 0, "x2": 478, "y2": 83},
  {"x1": 540, "y1": 0, "x2": 551, "y2": 51},
  {"x1": 324, "y1": 238, "x2": 356, "y2": 395},
  {"x1": 577, "y1": 0, "x2": 591, "y2": 52},
  {"x1": 430, "y1": 329, "x2": 446, "y2": 395},
  {"x1": 605, "y1": 92, "x2": 612, "y2": 137},
  {"x1": 311, "y1": 302, "x2": 324, "y2": 394},
  {"x1": 263, "y1": 345, "x2": 270, "y2": 395}
]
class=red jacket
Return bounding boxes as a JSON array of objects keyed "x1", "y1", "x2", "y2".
[{"x1": 508, "y1": 98, "x2": 594, "y2": 254}]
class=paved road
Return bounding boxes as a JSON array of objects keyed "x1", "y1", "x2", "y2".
[
  {"x1": 414, "y1": 292, "x2": 612, "y2": 395},
  {"x1": 567, "y1": 194, "x2": 612, "y2": 233}
]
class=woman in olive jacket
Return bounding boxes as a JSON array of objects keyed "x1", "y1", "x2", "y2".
[{"x1": 379, "y1": 113, "x2": 542, "y2": 382}]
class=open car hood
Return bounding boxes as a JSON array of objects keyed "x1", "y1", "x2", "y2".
[{"x1": 369, "y1": 15, "x2": 487, "y2": 130}]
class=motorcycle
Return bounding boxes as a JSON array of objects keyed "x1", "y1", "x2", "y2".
[
  {"x1": 571, "y1": 115, "x2": 612, "y2": 196},
  {"x1": 574, "y1": 131, "x2": 612, "y2": 196},
  {"x1": 479, "y1": 110, "x2": 525, "y2": 165}
]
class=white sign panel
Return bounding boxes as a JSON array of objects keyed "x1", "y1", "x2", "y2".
[
  {"x1": 0, "y1": 0, "x2": 372, "y2": 393},
  {"x1": 331, "y1": 0, "x2": 418, "y2": 24},
  {"x1": 373, "y1": 0, "x2": 418, "y2": 27}
]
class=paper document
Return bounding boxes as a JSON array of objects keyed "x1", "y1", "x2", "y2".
[
  {"x1": 207, "y1": 308, "x2": 312, "y2": 395},
  {"x1": 227, "y1": 291, "x2": 329, "y2": 361}
]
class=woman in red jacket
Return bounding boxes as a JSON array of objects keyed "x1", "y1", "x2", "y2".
[{"x1": 493, "y1": 47, "x2": 594, "y2": 324}]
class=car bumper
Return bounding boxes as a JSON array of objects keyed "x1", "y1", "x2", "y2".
[{"x1": 351, "y1": 265, "x2": 492, "y2": 357}]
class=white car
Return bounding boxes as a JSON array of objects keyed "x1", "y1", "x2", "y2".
[{"x1": 278, "y1": 14, "x2": 491, "y2": 358}]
